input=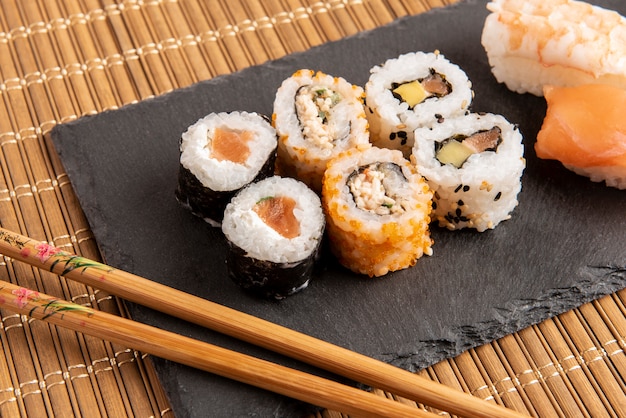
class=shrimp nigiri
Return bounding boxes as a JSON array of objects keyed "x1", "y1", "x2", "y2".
[
  {"x1": 535, "y1": 83, "x2": 626, "y2": 189},
  {"x1": 481, "y1": 0, "x2": 626, "y2": 96}
]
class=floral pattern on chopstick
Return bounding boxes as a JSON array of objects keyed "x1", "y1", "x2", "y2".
[
  {"x1": 0, "y1": 230, "x2": 29, "y2": 251},
  {"x1": 34, "y1": 243, "x2": 114, "y2": 276},
  {"x1": 0, "y1": 229, "x2": 114, "y2": 277},
  {"x1": 8, "y1": 286, "x2": 94, "y2": 319}
]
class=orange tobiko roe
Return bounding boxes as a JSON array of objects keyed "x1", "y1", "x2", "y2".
[{"x1": 535, "y1": 84, "x2": 626, "y2": 168}]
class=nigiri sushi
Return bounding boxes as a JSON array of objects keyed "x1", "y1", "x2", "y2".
[
  {"x1": 481, "y1": 0, "x2": 626, "y2": 96},
  {"x1": 535, "y1": 83, "x2": 626, "y2": 189}
]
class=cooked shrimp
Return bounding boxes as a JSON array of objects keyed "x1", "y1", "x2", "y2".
[{"x1": 481, "y1": 0, "x2": 626, "y2": 96}]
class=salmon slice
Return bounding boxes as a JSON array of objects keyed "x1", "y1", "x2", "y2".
[
  {"x1": 535, "y1": 84, "x2": 626, "y2": 168},
  {"x1": 210, "y1": 127, "x2": 252, "y2": 164},
  {"x1": 253, "y1": 196, "x2": 300, "y2": 239}
]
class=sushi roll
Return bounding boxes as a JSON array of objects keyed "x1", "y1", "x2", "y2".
[
  {"x1": 481, "y1": 0, "x2": 626, "y2": 96},
  {"x1": 272, "y1": 69, "x2": 370, "y2": 193},
  {"x1": 365, "y1": 51, "x2": 474, "y2": 157},
  {"x1": 221, "y1": 176, "x2": 325, "y2": 299},
  {"x1": 322, "y1": 145, "x2": 433, "y2": 277},
  {"x1": 411, "y1": 112, "x2": 525, "y2": 232},
  {"x1": 176, "y1": 111, "x2": 277, "y2": 226}
]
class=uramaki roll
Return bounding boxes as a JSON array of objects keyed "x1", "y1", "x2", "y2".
[
  {"x1": 272, "y1": 69, "x2": 370, "y2": 193},
  {"x1": 411, "y1": 112, "x2": 525, "y2": 232},
  {"x1": 322, "y1": 146, "x2": 433, "y2": 277},
  {"x1": 365, "y1": 51, "x2": 474, "y2": 157}
]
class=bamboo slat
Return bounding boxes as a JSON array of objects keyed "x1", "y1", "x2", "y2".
[
  {"x1": 283, "y1": 0, "x2": 326, "y2": 48},
  {"x1": 262, "y1": 0, "x2": 312, "y2": 53},
  {"x1": 0, "y1": 0, "x2": 624, "y2": 417}
]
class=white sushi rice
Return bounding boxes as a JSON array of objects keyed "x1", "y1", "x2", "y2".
[
  {"x1": 365, "y1": 51, "x2": 474, "y2": 157},
  {"x1": 180, "y1": 111, "x2": 277, "y2": 192},
  {"x1": 221, "y1": 176, "x2": 325, "y2": 264},
  {"x1": 564, "y1": 164, "x2": 626, "y2": 190},
  {"x1": 481, "y1": 0, "x2": 626, "y2": 96},
  {"x1": 412, "y1": 112, "x2": 526, "y2": 232}
]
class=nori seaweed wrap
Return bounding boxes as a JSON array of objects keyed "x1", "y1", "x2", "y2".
[
  {"x1": 221, "y1": 176, "x2": 325, "y2": 299},
  {"x1": 176, "y1": 111, "x2": 277, "y2": 226}
]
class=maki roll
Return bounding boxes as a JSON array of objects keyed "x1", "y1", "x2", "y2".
[
  {"x1": 176, "y1": 111, "x2": 277, "y2": 226},
  {"x1": 411, "y1": 112, "x2": 525, "y2": 232},
  {"x1": 272, "y1": 69, "x2": 370, "y2": 193},
  {"x1": 322, "y1": 145, "x2": 433, "y2": 277},
  {"x1": 365, "y1": 51, "x2": 474, "y2": 157},
  {"x1": 221, "y1": 176, "x2": 325, "y2": 299}
]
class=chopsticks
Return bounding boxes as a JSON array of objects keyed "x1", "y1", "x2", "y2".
[
  {"x1": 0, "y1": 227, "x2": 527, "y2": 417},
  {"x1": 0, "y1": 280, "x2": 432, "y2": 417}
]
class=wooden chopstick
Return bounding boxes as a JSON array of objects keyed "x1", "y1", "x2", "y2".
[
  {"x1": 0, "y1": 280, "x2": 435, "y2": 417},
  {"x1": 0, "y1": 227, "x2": 527, "y2": 418}
]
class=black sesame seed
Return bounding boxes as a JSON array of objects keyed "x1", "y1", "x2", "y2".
[
  {"x1": 432, "y1": 201, "x2": 437, "y2": 210},
  {"x1": 455, "y1": 208, "x2": 462, "y2": 217},
  {"x1": 463, "y1": 185, "x2": 470, "y2": 192},
  {"x1": 401, "y1": 139, "x2": 407, "y2": 146},
  {"x1": 494, "y1": 191, "x2": 502, "y2": 201},
  {"x1": 389, "y1": 132, "x2": 396, "y2": 140},
  {"x1": 460, "y1": 216, "x2": 469, "y2": 222},
  {"x1": 397, "y1": 131, "x2": 407, "y2": 138},
  {"x1": 457, "y1": 199, "x2": 464, "y2": 206},
  {"x1": 454, "y1": 184, "x2": 463, "y2": 193}
]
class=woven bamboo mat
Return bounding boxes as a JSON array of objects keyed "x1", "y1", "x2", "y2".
[{"x1": 0, "y1": 0, "x2": 624, "y2": 416}]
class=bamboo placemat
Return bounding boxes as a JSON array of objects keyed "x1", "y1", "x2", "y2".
[{"x1": 0, "y1": 0, "x2": 624, "y2": 416}]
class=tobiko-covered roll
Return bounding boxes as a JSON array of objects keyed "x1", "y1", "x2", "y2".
[
  {"x1": 272, "y1": 69, "x2": 370, "y2": 192},
  {"x1": 411, "y1": 112, "x2": 525, "y2": 232},
  {"x1": 176, "y1": 111, "x2": 277, "y2": 226},
  {"x1": 221, "y1": 176, "x2": 325, "y2": 299},
  {"x1": 365, "y1": 51, "x2": 474, "y2": 157},
  {"x1": 322, "y1": 146, "x2": 433, "y2": 277}
]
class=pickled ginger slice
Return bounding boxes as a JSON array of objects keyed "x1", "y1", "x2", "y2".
[{"x1": 535, "y1": 84, "x2": 626, "y2": 189}]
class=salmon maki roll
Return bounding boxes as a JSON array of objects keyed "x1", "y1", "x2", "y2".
[
  {"x1": 222, "y1": 176, "x2": 325, "y2": 299},
  {"x1": 535, "y1": 84, "x2": 626, "y2": 189},
  {"x1": 176, "y1": 111, "x2": 277, "y2": 226},
  {"x1": 272, "y1": 69, "x2": 370, "y2": 193},
  {"x1": 322, "y1": 146, "x2": 433, "y2": 277}
]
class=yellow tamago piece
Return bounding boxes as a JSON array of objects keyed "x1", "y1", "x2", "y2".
[
  {"x1": 393, "y1": 81, "x2": 427, "y2": 107},
  {"x1": 436, "y1": 140, "x2": 474, "y2": 168}
]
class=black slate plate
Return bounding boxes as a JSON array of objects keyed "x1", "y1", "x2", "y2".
[{"x1": 51, "y1": 0, "x2": 626, "y2": 416}]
